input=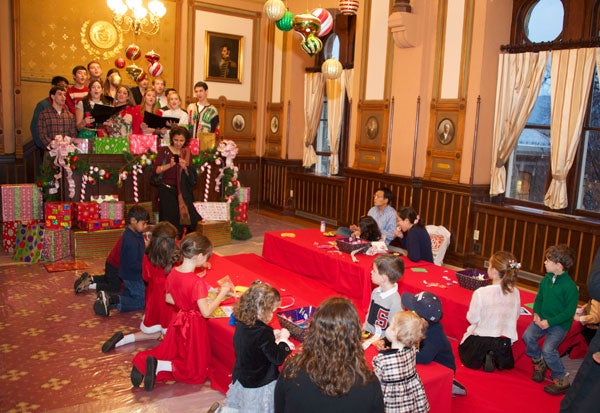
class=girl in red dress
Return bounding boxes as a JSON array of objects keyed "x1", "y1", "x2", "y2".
[
  {"x1": 130, "y1": 232, "x2": 231, "y2": 391},
  {"x1": 101, "y1": 221, "x2": 180, "y2": 353}
]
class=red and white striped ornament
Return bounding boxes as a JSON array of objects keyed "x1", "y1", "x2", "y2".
[
  {"x1": 201, "y1": 162, "x2": 212, "y2": 202},
  {"x1": 132, "y1": 165, "x2": 142, "y2": 203},
  {"x1": 148, "y1": 62, "x2": 164, "y2": 77},
  {"x1": 311, "y1": 8, "x2": 333, "y2": 37},
  {"x1": 339, "y1": 0, "x2": 359, "y2": 15}
]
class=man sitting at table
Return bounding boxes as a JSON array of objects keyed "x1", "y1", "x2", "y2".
[
  {"x1": 363, "y1": 255, "x2": 404, "y2": 343},
  {"x1": 337, "y1": 187, "x2": 397, "y2": 245}
]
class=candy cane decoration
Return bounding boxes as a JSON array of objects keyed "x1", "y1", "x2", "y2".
[
  {"x1": 200, "y1": 162, "x2": 212, "y2": 202},
  {"x1": 132, "y1": 165, "x2": 140, "y2": 203},
  {"x1": 80, "y1": 174, "x2": 87, "y2": 202}
]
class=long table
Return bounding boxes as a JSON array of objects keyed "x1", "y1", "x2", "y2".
[
  {"x1": 262, "y1": 229, "x2": 587, "y2": 359},
  {"x1": 204, "y1": 253, "x2": 453, "y2": 412}
]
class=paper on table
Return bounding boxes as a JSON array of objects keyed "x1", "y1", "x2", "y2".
[
  {"x1": 411, "y1": 267, "x2": 428, "y2": 273},
  {"x1": 210, "y1": 305, "x2": 234, "y2": 318}
]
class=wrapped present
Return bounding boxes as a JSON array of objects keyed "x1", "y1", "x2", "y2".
[
  {"x1": 81, "y1": 219, "x2": 126, "y2": 232},
  {"x1": 90, "y1": 194, "x2": 119, "y2": 203},
  {"x1": 2, "y1": 220, "x2": 41, "y2": 253},
  {"x1": 44, "y1": 202, "x2": 73, "y2": 229},
  {"x1": 42, "y1": 227, "x2": 71, "y2": 262},
  {"x1": 98, "y1": 201, "x2": 125, "y2": 220},
  {"x1": 196, "y1": 221, "x2": 231, "y2": 246},
  {"x1": 73, "y1": 202, "x2": 99, "y2": 225},
  {"x1": 198, "y1": 132, "x2": 216, "y2": 151},
  {"x1": 13, "y1": 222, "x2": 45, "y2": 263},
  {"x1": 188, "y1": 138, "x2": 200, "y2": 155},
  {"x1": 93, "y1": 137, "x2": 129, "y2": 154},
  {"x1": 236, "y1": 187, "x2": 251, "y2": 203},
  {"x1": 73, "y1": 138, "x2": 92, "y2": 154},
  {"x1": 129, "y1": 134, "x2": 158, "y2": 154},
  {"x1": 125, "y1": 202, "x2": 153, "y2": 223},
  {"x1": 71, "y1": 228, "x2": 123, "y2": 259},
  {"x1": 1, "y1": 184, "x2": 43, "y2": 222},
  {"x1": 193, "y1": 202, "x2": 229, "y2": 221},
  {"x1": 234, "y1": 202, "x2": 248, "y2": 222}
]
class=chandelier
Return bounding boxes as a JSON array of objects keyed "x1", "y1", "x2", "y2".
[{"x1": 106, "y1": 0, "x2": 166, "y2": 36}]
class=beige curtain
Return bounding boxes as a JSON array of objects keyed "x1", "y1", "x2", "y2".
[
  {"x1": 544, "y1": 48, "x2": 596, "y2": 209},
  {"x1": 302, "y1": 72, "x2": 325, "y2": 168},
  {"x1": 326, "y1": 74, "x2": 346, "y2": 175},
  {"x1": 490, "y1": 51, "x2": 548, "y2": 195},
  {"x1": 343, "y1": 69, "x2": 354, "y2": 102}
]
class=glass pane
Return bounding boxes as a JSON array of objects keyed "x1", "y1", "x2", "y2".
[
  {"x1": 323, "y1": 34, "x2": 340, "y2": 60},
  {"x1": 577, "y1": 130, "x2": 600, "y2": 212},
  {"x1": 315, "y1": 155, "x2": 331, "y2": 176},
  {"x1": 507, "y1": 128, "x2": 551, "y2": 203},
  {"x1": 525, "y1": 0, "x2": 564, "y2": 43},
  {"x1": 528, "y1": 59, "x2": 551, "y2": 126},
  {"x1": 589, "y1": 69, "x2": 600, "y2": 127}
]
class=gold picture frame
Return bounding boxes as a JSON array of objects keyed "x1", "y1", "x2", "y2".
[{"x1": 205, "y1": 31, "x2": 243, "y2": 84}]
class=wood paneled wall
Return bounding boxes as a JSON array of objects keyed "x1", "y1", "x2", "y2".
[{"x1": 288, "y1": 172, "x2": 345, "y2": 223}]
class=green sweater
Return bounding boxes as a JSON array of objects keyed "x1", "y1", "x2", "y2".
[{"x1": 533, "y1": 271, "x2": 579, "y2": 332}]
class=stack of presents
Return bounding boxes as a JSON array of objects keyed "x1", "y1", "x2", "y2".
[
  {"x1": 0, "y1": 183, "x2": 150, "y2": 263},
  {"x1": 76, "y1": 133, "x2": 201, "y2": 155}
]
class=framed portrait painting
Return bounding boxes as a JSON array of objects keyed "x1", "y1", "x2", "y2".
[{"x1": 205, "y1": 31, "x2": 243, "y2": 84}]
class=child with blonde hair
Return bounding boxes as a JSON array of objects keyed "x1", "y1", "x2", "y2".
[{"x1": 372, "y1": 311, "x2": 430, "y2": 413}]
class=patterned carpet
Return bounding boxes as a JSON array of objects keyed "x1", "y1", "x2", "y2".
[{"x1": 0, "y1": 209, "x2": 307, "y2": 412}]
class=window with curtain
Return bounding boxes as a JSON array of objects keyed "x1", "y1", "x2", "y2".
[
  {"x1": 315, "y1": 94, "x2": 331, "y2": 176},
  {"x1": 506, "y1": 65, "x2": 600, "y2": 214}
]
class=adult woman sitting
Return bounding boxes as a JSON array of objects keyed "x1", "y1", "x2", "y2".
[
  {"x1": 75, "y1": 79, "x2": 110, "y2": 135},
  {"x1": 394, "y1": 206, "x2": 433, "y2": 263},
  {"x1": 275, "y1": 297, "x2": 384, "y2": 413},
  {"x1": 153, "y1": 125, "x2": 200, "y2": 236}
]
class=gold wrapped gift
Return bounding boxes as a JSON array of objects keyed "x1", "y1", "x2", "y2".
[{"x1": 198, "y1": 132, "x2": 216, "y2": 151}]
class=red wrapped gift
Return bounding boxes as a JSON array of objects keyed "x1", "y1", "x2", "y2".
[
  {"x1": 83, "y1": 219, "x2": 125, "y2": 232},
  {"x1": 188, "y1": 138, "x2": 199, "y2": 155},
  {"x1": 98, "y1": 201, "x2": 125, "y2": 220},
  {"x1": 1, "y1": 184, "x2": 44, "y2": 222},
  {"x1": 44, "y1": 202, "x2": 73, "y2": 229},
  {"x1": 129, "y1": 134, "x2": 157, "y2": 154},
  {"x1": 42, "y1": 227, "x2": 71, "y2": 262},
  {"x1": 2, "y1": 220, "x2": 41, "y2": 253},
  {"x1": 73, "y1": 202, "x2": 100, "y2": 225}
]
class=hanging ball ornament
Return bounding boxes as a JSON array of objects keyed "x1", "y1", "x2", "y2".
[
  {"x1": 148, "y1": 62, "x2": 164, "y2": 77},
  {"x1": 114, "y1": 57, "x2": 126, "y2": 69},
  {"x1": 125, "y1": 64, "x2": 143, "y2": 81},
  {"x1": 339, "y1": 0, "x2": 360, "y2": 15},
  {"x1": 311, "y1": 8, "x2": 334, "y2": 37},
  {"x1": 264, "y1": 0, "x2": 286, "y2": 21},
  {"x1": 135, "y1": 71, "x2": 147, "y2": 83},
  {"x1": 293, "y1": 13, "x2": 322, "y2": 40},
  {"x1": 275, "y1": 10, "x2": 294, "y2": 32},
  {"x1": 301, "y1": 34, "x2": 323, "y2": 57},
  {"x1": 125, "y1": 44, "x2": 142, "y2": 60},
  {"x1": 322, "y1": 58, "x2": 343, "y2": 79},
  {"x1": 145, "y1": 50, "x2": 160, "y2": 64}
]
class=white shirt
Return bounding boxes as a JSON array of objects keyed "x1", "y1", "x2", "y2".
[{"x1": 461, "y1": 284, "x2": 521, "y2": 344}]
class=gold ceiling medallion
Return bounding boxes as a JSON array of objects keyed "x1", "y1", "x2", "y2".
[{"x1": 80, "y1": 20, "x2": 123, "y2": 59}]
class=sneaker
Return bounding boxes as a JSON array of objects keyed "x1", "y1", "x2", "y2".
[
  {"x1": 484, "y1": 351, "x2": 494, "y2": 372},
  {"x1": 131, "y1": 366, "x2": 143, "y2": 387},
  {"x1": 544, "y1": 374, "x2": 570, "y2": 395},
  {"x1": 451, "y1": 379, "x2": 467, "y2": 397},
  {"x1": 73, "y1": 272, "x2": 92, "y2": 294},
  {"x1": 207, "y1": 402, "x2": 221, "y2": 413},
  {"x1": 532, "y1": 358, "x2": 547, "y2": 382},
  {"x1": 93, "y1": 291, "x2": 110, "y2": 317},
  {"x1": 144, "y1": 356, "x2": 157, "y2": 391},
  {"x1": 102, "y1": 331, "x2": 124, "y2": 353}
]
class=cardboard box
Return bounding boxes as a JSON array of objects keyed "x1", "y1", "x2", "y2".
[
  {"x1": 70, "y1": 229, "x2": 122, "y2": 259},
  {"x1": 196, "y1": 221, "x2": 231, "y2": 246}
]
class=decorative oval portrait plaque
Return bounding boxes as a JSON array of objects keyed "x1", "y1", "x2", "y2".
[
  {"x1": 366, "y1": 116, "x2": 379, "y2": 140},
  {"x1": 232, "y1": 114, "x2": 246, "y2": 132}
]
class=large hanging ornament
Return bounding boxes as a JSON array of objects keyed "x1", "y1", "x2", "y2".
[
  {"x1": 311, "y1": 8, "x2": 334, "y2": 37},
  {"x1": 322, "y1": 58, "x2": 343, "y2": 79},
  {"x1": 125, "y1": 64, "x2": 143, "y2": 81},
  {"x1": 125, "y1": 44, "x2": 142, "y2": 60},
  {"x1": 293, "y1": 13, "x2": 321, "y2": 40},
  {"x1": 264, "y1": 0, "x2": 286, "y2": 21},
  {"x1": 145, "y1": 50, "x2": 160, "y2": 64},
  {"x1": 148, "y1": 62, "x2": 164, "y2": 77},
  {"x1": 301, "y1": 34, "x2": 323, "y2": 57},
  {"x1": 276, "y1": 11, "x2": 294, "y2": 32},
  {"x1": 339, "y1": 0, "x2": 360, "y2": 15}
]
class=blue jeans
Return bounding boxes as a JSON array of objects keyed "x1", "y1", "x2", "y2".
[
  {"x1": 116, "y1": 279, "x2": 145, "y2": 313},
  {"x1": 522, "y1": 322, "x2": 567, "y2": 379}
]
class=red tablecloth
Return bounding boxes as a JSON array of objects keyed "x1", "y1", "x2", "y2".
[
  {"x1": 261, "y1": 229, "x2": 587, "y2": 361},
  {"x1": 204, "y1": 253, "x2": 453, "y2": 412},
  {"x1": 262, "y1": 229, "x2": 433, "y2": 312}
]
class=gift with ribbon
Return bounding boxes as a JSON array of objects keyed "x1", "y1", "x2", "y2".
[
  {"x1": 129, "y1": 134, "x2": 158, "y2": 154},
  {"x1": 47, "y1": 135, "x2": 77, "y2": 198}
]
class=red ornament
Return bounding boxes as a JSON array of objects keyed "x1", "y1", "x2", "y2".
[
  {"x1": 71, "y1": 155, "x2": 78, "y2": 163},
  {"x1": 148, "y1": 62, "x2": 164, "y2": 77},
  {"x1": 125, "y1": 44, "x2": 142, "y2": 60},
  {"x1": 114, "y1": 57, "x2": 126, "y2": 69},
  {"x1": 144, "y1": 50, "x2": 160, "y2": 64},
  {"x1": 70, "y1": 164, "x2": 76, "y2": 170},
  {"x1": 104, "y1": 173, "x2": 110, "y2": 179}
]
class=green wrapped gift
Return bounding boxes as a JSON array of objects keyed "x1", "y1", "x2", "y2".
[{"x1": 93, "y1": 137, "x2": 130, "y2": 154}]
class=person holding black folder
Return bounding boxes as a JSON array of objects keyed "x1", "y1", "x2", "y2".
[
  {"x1": 75, "y1": 79, "x2": 111, "y2": 136},
  {"x1": 130, "y1": 89, "x2": 166, "y2": 136},
  {"x1": 153, "y1": 125, "x2": 200, "y2": 236}
]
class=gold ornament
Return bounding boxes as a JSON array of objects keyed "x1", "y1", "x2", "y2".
[
  {"x1": 264, "y1": 0, "x2": 287, "y2": 21},
  {"x1": 322, "y1": 58, "x2": 343, "y2": 79},
  {"x1": 293, "y1": 13, "x2": 322, "y2": 40}
]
